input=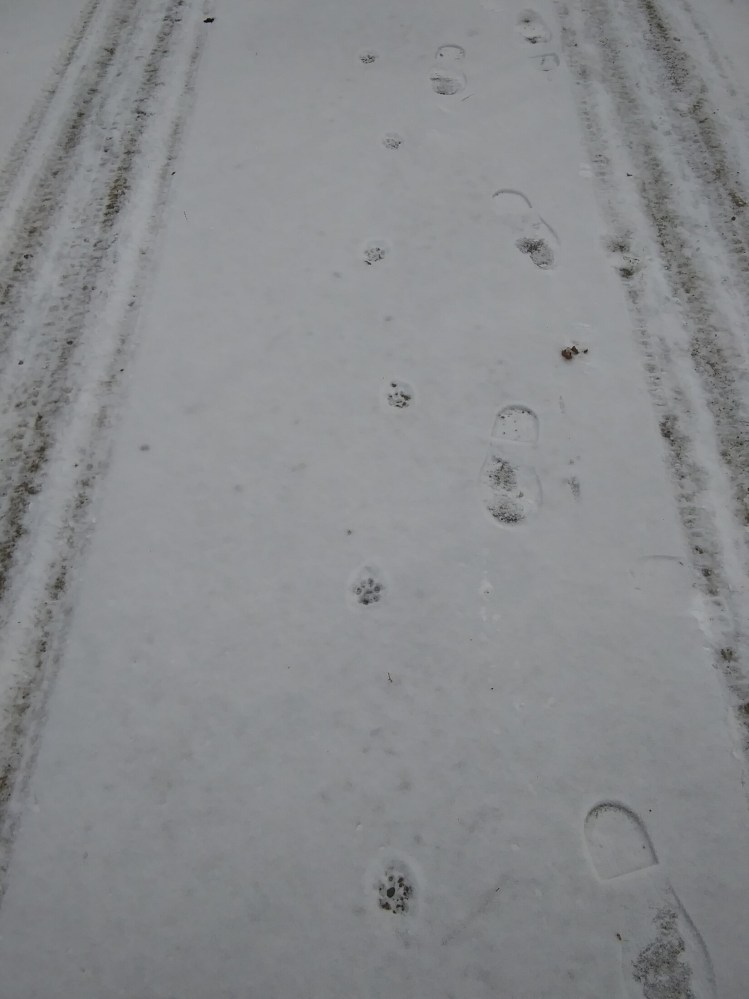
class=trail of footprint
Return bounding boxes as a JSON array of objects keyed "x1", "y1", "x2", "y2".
[
  {"x1": 479, "y1": 404, "x2": 542, "y2": 527},
  {"x1": 515, "y1": 10, "x2": 560, "y2": 73},
  {"x1": 530, "y1": 52, "x2": 560, "y2": 71},
  {"x1": 605, "y1": 234, "x2": 643, "y2": 280},
  {"x1": 492, "y1": 189, "x2": 559, "y2": 270},
  {"x1": 491, "y1": 404, "x2": 539, "y2": 444},
  {"x1": 515, "y1": 9, "x2": 552, "y2": 45},
  {"x1": 585, "y1": 802, "x2": 717, "y2": 999},
  {"x1": 429, "y1": 43, "x2": 467, "y2": 96}
]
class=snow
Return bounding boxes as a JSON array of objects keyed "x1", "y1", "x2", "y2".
[
  {"x1": 0, "y1": 0, "x2": 748, "y2": 995},
  {"x1": 0, "y1": 0, "x2": 93, "y2": 165}
]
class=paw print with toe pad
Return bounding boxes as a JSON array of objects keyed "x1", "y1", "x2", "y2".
[{"x1": 349, "y1": 564, "x2": 387, "y2": 607}]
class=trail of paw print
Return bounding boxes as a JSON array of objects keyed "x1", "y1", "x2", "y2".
[
  {"x1": 429, "y1": 44, "x2": 467, "y2": 96},
  {"x1": 378, "y1": 866, "x2": 414, "y2": 914},
  {"x1": 354, "y1": 575, "x2": 383, "y2": 605},
  {"x1": 385, "y1": 379, "x2": 414, "y2": 409},
  {"x1": 363, "y1": 240, "x2": 390, "y2": 266},
  {"x1": 479, "y1": 404, "x2": 542, "y2": 527},
  {"x1": 349, "y1": 564, "x2": 386, "y2": 606},
  {"x1": 515, "y1": 9, "x2": 560, "y2": 72}
]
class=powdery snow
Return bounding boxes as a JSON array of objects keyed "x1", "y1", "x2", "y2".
[{"x1": 0, "y1": 0, "x2": 748, "y2": 996}]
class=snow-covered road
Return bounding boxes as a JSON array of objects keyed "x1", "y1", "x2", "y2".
[{"x1": 0, "y1": 0, "x2": 748, "y2": 995}]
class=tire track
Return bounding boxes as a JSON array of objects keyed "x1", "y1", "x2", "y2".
[
  {"x1": 633, "y1": 0, "x2": 749, "y2": 318},
  {"x1": 0, "y1": 0, "x2": 103, "y2": 212},
  {"x1": 0, "y1": 0, "x2": 146, "y2": 380},
  {"x1": 0, "y1": 0, "x2": 151, "y2": 609},
  {"x1": 556, "y1": 0, "x2": 749, "y2": 749},
  {"x1": 0, "y1": 0, "x2": 207, "y2": 892}
]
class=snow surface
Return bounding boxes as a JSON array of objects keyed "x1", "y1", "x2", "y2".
[
  {"x1": 0, "y1": 0, "x2": 92, "y2": 163},
  {"x1": 0, "y1": 0, "x2": 749, "y2": 995}
]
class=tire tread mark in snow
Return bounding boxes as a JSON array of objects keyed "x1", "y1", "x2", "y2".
[
  {"x1": 634, "y1": 0, "x2": 749, "y2": 283},
  {"x1": 0, "y1": 0, "x2": 205, "y2": 894},
  {"x1": 556, "y1": 0, "x2": 749, "y2": 746},
  {"x1": 674, "y1": 0, "x2": 749, "y2": 124},
  {"x1": 0, "y1": 0, "x2": 144, "y2": 365},
  {"x1": 0, "y1": 0, "x2": 181, "y2": 609},
  {"x1": 0, "y1": 0, "x2": 103, "y2": 214}
]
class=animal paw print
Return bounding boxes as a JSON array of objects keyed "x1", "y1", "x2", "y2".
[
  {"x1": 385, "y1": 379, "x2": 414, "y2": 409},
  {"x1": 363, "y1": 240, "x2": 390, "y2": 265},
  {"x1": 377, "y1": 866, "x2": 414, "y2": 913},
  {"x1": 349, "y1": 564, "x2": 386, "y2": 606}
]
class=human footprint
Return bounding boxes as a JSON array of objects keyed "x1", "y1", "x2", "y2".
[
  {"x1": 584, "y1": 802, "x2": 717, "y2": 999},
  {"x1": 429, "y1": 43, "x2": 467, "y2": 95},
  {"x1": 479, "y1": 404, "x2": 541, "y2": 527},
  {"x1": 492, "y1": 189, "x2": 559, "y2": 269}
]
